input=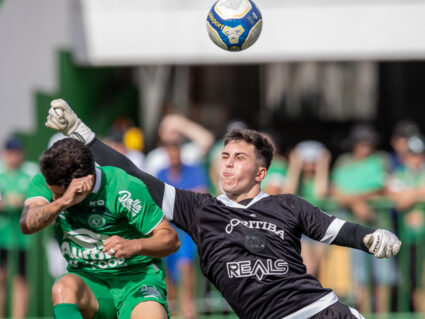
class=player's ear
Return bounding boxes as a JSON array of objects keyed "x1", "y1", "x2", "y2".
[{"x1": 255, "y1": 166, "x2": 267, "y2": 182}]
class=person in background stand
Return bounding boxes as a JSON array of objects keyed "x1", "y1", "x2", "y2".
[
  {"x1": 386, "y1": 135, "x2": 425, "y2": 312},
  {"x1": 0, "y1": 136, "x2": 38, "y2": 319},
  {"x1": 144, "y1": 114, "x2": 214, "y2": 177},
  {"x1": 331, "y1": 124, "x2": 393, "y2": 313},
  {"x1": 389, "y1": 119, "x2": 420, "y2": 173},
  {"x1": 284, "y1": 140, "x2": 330, "y2": 278},
  {"x1": 261, "y1": 131, "x2": 288, "y2": 196}
]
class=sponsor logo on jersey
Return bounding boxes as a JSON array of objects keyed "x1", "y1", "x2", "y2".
[
  {"x1": 225, "y1": 218, "x2": 285, "y2": 240},
  {"x1": 89, "y1": 200, "x2": 105, "y2": 206},
  {"x1": 61, "y1": 228, "x2": 127, "y2": 269},
  {"x1": 118, "y1": 191, "x2": 142, "y2": 216},
  {"x1": 244, "y1": 231, "x2": 266, "y2": 253},
  {"x1": 227, "y1": 259, "x2": 289, "y2": 280},
  {"x1": 88, "y1": 214, "x2": 106, "y2": 229},
  {"x1": 61, "y1": 241, "x2": 127, "y2": 269},
  {"x1": 134, "y1": 285, "x2": 164, "y2": 300}
]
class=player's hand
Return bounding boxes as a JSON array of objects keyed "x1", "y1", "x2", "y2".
[
  {"x1": 103, "y1": 235, "x2": 142, "y2": 259},
  {"x1": 46, "y1": 99, "x2": 79, "y2": 135},
  {"x1": 363, "y1": 229, "x2": 401, "y2": 258},
  {"x1": 46, "y1": 99, "x2": 95, "y2": 144},
  {"x1": 56, "y1": 175, "x2": 94, "y2": 209}
]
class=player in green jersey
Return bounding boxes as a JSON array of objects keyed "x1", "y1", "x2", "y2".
[{"x1": 20, "y1": 138, "x2": 179, "y2": 319}]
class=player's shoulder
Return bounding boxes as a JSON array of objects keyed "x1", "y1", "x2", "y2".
[
  {"x1": 267, "y1": 193, "x2": 306, "y2": 210},
  {"x1": 30, "y1": 172, "x2": 46, "y2": 184},
  {"x1": 100, "y1": 166, "x2": 147, "y2": 191}
]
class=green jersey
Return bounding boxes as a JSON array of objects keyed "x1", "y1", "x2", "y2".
[
  {"x1": 332, "y1": 153, "x2": 386, "y2": 194},
  {"x1": 26, "y1": 166, "x2": 165, "y2": 275},
  {"x1": 0, "y1": 161, "x2": 38, "y2": 249}
]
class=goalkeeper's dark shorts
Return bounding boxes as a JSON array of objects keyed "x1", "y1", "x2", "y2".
[{"x1": 309, "y1": 301, "x2": 365, "y2": 319}]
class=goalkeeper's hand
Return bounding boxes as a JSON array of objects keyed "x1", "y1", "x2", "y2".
[
  {"x1": 363, "y1": 229, "x2": 401, "y2": 258},
  {"x1": 45, "y1": 99, "x2": 95, "y2": 144}
]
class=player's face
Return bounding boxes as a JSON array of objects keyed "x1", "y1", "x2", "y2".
[
  {"x1": 46, "y1": 184, "x2": 66, "y2": 200},
  {"x1": 220, "y1": 140, "x2": 266, "y2": 199}
]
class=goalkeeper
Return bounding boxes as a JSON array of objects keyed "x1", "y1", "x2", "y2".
[
  {"x1": 46, "y1": 99, "x2": 401, "y2": 319},
  {"x1": 20, "y1": 138, "x2": 179, "y2": 319}
]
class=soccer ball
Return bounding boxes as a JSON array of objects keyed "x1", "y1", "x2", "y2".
[{"x1": 206, "y1": 0, "x2": 263, "y2": 52}]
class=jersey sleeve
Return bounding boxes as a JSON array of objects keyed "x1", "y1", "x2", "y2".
[
  {"x1": 287, "y1": 195, "x2": 374, "y2": 253},
  {"x1": 25, "y1": 173, "x2": 53, "y2": 203},
  {"x1": 114, "y1": 176, "x2": 165, "y2": 235},
  {"x1": 90, "y1": 138, "x2": 165, "y2": 208},
  {"x1": 287, "y1": 195, "x2": 338, "y2": 242},
  {"x1": 90, "y1": 138, "x2": 208, "y2": 235},
  {"x1": 165, "y1": 187, "x2": 210, "y2": 234}
]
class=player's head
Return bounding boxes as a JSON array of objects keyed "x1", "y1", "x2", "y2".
[
  {"x1": 220, "y1": 129, "x2": 274, "y2": 197},
  {"x1": 3, "y1": 135, "x2": 24, "y2": 170},
  {"x1": 40, "y1": 138, "x2": 95, "y2": 191}
]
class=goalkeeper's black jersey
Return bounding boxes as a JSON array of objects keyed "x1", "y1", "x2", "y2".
[{"x1": 90, "y1": 138, "x2": 372, "y2": 319}]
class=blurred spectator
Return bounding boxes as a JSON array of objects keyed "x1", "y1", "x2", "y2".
[
  {"x1": 284, "y1": 141, "x2": 330, "y2": 277},
  {"x1": 390, "y1": 119, "x2": 420, "y2": 172},
  {"x1": 103, "y1": 128, "x2": 145, "y2": 170},
  {"x1": 156, "y1": 142, "x2": 209, "y2": 319},
  {"x1": 0, "y1": 136, "x2": 38, "y2": 318},
  {"x1": 284, "y1": 140, "x2": 330, "y2": 202},
  {"x1": 208, "y1": 120, "x2": 248, "y2": 196},
  {"x1": 386, "y1": 134, "x2": 425, "y2": 312},
  {"x1": 261, "y1": 131, "x2": 288, "y2": 195},
  {"x1": 145, "y1": 114, "x2": 214, "y2": 177},
  {"x1": 331, "y1": 124, "x2": 393, "y2": 313}
]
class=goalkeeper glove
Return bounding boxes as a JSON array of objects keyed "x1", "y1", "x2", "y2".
[
  {"x1": 363, "y1": 229, "x2": 401, "y2": 258},
  {"x1": 45, "y1": 99, "x2": 95, "y2": 145}
]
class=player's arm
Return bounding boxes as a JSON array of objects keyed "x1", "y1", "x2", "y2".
[
  {"x1": 102, "y1": 219, "x2": 179, "y2": 258},
  {"x1": 45, "y1": 99, "x2": 206, "y2": 232},
  {"x1": 20, "y1": 197, "x2": 63, "y2": 234},
  {"x1": 20, "y1": 175, "x2": 94, "y2": 234},
  {"x1": 288, "y1": 194, "x2": 401, "y2": 259}
]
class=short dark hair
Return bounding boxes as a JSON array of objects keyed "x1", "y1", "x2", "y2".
[
  {"x1": 40, "y1": 138, "x2": 95, "y2": 188},
  {"x1": 224, "y1": 129, "x2": 274, "y2": 169}
]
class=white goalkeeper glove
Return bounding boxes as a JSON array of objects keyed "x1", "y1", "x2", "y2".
[
  {"x1": 363, "y1": 229, "x2": 401, "y2": 258},
  {"x1": 45, "y1": 99, "x2": 95, "y2": 145}
]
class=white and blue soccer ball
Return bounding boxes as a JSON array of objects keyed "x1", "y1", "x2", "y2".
[{"x1": 206, "y1": 0, "x2": 263, "y2": 52}]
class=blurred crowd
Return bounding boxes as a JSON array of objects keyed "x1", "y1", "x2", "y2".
[{"x1": 2, "y1": 114, "x2": 425, "y2": 317}]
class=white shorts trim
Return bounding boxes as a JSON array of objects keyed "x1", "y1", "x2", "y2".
[
  {"x1": 281, "y1": 292, "x2": 338, "y2": 319},
  {"x1": 349, "y1": 306, "x2": 365, "y2": 319}
]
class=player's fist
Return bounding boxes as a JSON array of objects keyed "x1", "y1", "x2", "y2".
[
  {"x1": 46, "y1": 99, "x2": 78, "y2": 135},
  {"x1": 45, "y1": 99, "x2": 95, "y2": 144},
  {"x1": 363, "y1": 229, "x2": 401, "y2": 258}
]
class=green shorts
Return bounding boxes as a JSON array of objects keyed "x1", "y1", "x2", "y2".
[{"x1": 59, "y1": 270, "x2": 169, "y2": 319}]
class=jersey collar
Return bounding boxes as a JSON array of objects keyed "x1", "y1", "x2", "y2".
[
  {"x1": 92, "y1": 167, "x2": 102, "y2": 194},
  {"x1": 217, "y1": 191, "x2": 269, "y2": 209}
]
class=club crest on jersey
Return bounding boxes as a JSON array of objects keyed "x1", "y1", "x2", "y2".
[
  {"x1": 225, "y1": 218, "x2": 285, "y2": 240},
  {"x1": 227, "y1": 259, "x2": 289, "y2": 280},
  {"x1": 88, "y1": 214, "x2": 106, "y2": 229},
  {"x1": 118, "y1": 191, "x2": 142, "y2": 216}
]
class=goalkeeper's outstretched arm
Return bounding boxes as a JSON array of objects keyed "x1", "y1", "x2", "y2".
[
  {"x1": 89, "y1": 137, "x2": 165, "y2": 207},
  {"x1": 45, "y1": 99, "x2": 165, "y2": 208}
]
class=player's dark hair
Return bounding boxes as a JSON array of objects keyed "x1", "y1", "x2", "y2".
[
  {"x1": 224, "y1": 129, "x2": 274, "y2": 169},
  {"x1": 40, "y1": 138, "x2": 95, "y2": 188}
]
